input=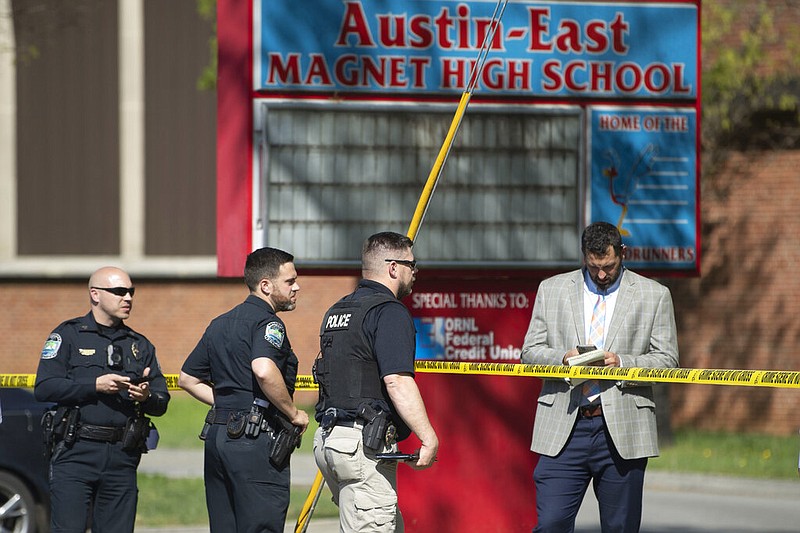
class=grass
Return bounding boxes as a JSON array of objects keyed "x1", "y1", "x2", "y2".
[
  {"x1": 136, "y1": 475, "x2": 339, "y2": 527},
  {"x1": 151, "y1": 391, "x2": 208, "y2": 448},
  {"x1": 651, "y1": 429, "x2": 799, "y2": 480},
  {"x1": 137, "y1": 393, "x2": 800, "y2": 527}
]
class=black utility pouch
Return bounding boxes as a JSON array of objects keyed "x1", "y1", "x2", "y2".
[
  {"x1": 122, "y1": 416, "x2": 151, "y2": 452},
  {"x1": 199, "y1": 409, "x2": 214, "y2": 441},
  {"x1": 226, "y1": 411, "x2": 246, "y2": 439},
  {"x1": 362, "y1": 415, "x2": 387, "y2": 451},
  {"x1": 41, "y1": 408, "x2": 71, "y2": 459},
  {"x1": 320, "y1": 407, "x2": 337, "y2": 430},
  {"x1": 62, "y1": 407, "x2": 80, "y2": 447},
  {"x1": 269, "y1": 423, "x2": 301, "y2": 468},
  {"x1": 244, "y1": 405, "x2": 264, "y2": 438},
  {"x1": 358, "y1": 404, "x2": 388, "y2": 451}
]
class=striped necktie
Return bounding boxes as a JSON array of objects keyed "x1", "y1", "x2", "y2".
[{"x1": 582, "y1": 294, "x2": 605, "y2": 404}]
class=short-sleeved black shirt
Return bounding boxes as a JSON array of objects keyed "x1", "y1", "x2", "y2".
[
  {"x1": 345, "y1": 280, "x2": 416, "y2": 379},
  {"x1": 181, "y1": 295, "x2": 298, "y2": 410}
]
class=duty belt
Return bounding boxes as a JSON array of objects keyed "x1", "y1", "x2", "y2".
[
  {"x1": 206, "y1": 408, "x2": 241, "y2": 425},
  {"x1": 77, "y1": 424, "x2": 126, "y2": 443},
  {"x1": 207, "y1": 407, "x2": 277, "y2": 431}
]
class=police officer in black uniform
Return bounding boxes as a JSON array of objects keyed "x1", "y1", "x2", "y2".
[
  {"x1": 179, "y1": 247, "x2": 309, "y2": 533},
  {"x1": 313, "y1": 231, "x2": 439, "y2": 532},
  {"x1": 34, "y1": 266, "x2": 170, "y2": 533}
]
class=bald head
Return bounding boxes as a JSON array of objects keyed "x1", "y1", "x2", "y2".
[
  {"x1": 88, "y1": 267, "x2": 135, "y2": 326},
  {"x1": 89, "y1": 267, "x2": 132, "y2": 290}
]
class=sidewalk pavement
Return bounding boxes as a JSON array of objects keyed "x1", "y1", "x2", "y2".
[{"x1": 139, "y1": 448, "x2": 800, "y2": 533}]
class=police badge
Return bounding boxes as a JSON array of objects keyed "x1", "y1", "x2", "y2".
[{"x1": 265, "y1": 321, "x2": 285, "y2": 348}]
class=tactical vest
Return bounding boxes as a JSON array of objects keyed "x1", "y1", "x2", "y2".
[{"x1": 315, "y1": 292, "x2": 401, "y2": 412}]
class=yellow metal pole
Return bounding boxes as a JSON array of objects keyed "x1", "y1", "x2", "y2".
[
  {"x1": 406, "y1": 91, "x2": 472, "y2": 241},
  {"x1": 406, "y1": 0, "x2": 508, "y2": 241},
  {"x1": 298, "y1": 1, "x2": 509, "y2": 528},
  {"x1": 294, "y1": 470, "x2": 325, "y2": 533}
]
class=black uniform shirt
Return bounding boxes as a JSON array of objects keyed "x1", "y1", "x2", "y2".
[
  {"x1": 336, "y1": 280, "x2": 416, "y2": 380},
  {"x1": 181, "y1": 294, "x2": 299, "y2": 410},
  {"x1": 34, "y1": 312, "x2": 169, "y2": 426}
]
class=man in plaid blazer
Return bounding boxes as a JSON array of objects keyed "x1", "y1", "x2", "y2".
[{"x1": 521, "y1": 221, "x2": 679, "y2": 533}]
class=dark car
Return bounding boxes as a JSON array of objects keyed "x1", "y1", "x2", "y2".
[{"x1": 0, "y1": 388, "x2": 51, "y2": 532}]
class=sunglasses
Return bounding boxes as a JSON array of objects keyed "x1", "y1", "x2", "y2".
[
  {"x1": 385, "y1": 259, "x2": 417, "y2": 270},
  {"x1": 92, "y1": 286, "x2": 136, "y2": 297}
]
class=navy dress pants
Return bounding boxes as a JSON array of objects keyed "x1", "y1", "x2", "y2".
[
  {"x1": 49, "y1": 439, "x2": 140, "y2": 533},
  {"x1": 533, "y1": 414, "x2": 647, "y2": 533}
]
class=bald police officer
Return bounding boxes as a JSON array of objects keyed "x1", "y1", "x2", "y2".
[{"x1": 35, "y1": 266, "x2": 170, "y2": 533}]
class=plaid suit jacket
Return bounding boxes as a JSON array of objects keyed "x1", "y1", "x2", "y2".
[{"x1": 521, "y1": 268, "x2": 679, "y2": 459}]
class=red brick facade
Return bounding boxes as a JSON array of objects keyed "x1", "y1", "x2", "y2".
[
  {"x1": 666, "y1": 150, "x2": 800, "y2": 434},
  {"x1": 0, "y1": 276, "x2": 359, "y2": 407}
]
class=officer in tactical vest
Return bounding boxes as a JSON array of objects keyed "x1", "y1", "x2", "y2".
[
  {"x1": 179, "y1": 247, "x2": 309, "y2": 533},
  {"x1": 313, "y1": 231, "x2": 439, "y2": 532},
  {"x1": 35, "y1": 266, "x2": 170, "y2": 533}
]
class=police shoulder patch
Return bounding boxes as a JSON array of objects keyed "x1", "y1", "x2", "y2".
[
  {"x1": 265, "y1": 321, "x2": 285, "y2": 349},
  {"x1": 41, "y1": 333, "x2": 62, "y2": 360}
]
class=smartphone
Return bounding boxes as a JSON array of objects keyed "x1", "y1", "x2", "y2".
[
  {"x1": 577, "y1": 344, "x2": 597, "y2": 354},
  {"x1": 376, "y1": 452, "x2": 419, "y2": 461},
  {"x1": 129, "y1": 375, "x2": 154, "y2": 385}
]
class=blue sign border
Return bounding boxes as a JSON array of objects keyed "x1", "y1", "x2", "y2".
[{"x1": 255, "y1": 0, "x2": 698, "y2": 99}]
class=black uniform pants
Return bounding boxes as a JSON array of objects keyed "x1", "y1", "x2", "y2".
[
  {"x1": 49, "y1": 438, "x2": 141, "y2": 533},
  {"x1": 204, "y1": 424, "x2": 291, "y2": 533}
]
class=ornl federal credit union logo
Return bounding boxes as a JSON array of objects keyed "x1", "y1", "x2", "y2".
[{"x1": 414, "y1": 317, "x2": 520, "y2": 361}]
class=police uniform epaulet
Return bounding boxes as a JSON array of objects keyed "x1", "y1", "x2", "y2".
[{"x1": 61, "y1": 317, "x2": 84, "y2": 329}]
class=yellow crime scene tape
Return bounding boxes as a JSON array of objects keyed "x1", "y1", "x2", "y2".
[
  {"x1": 4, "y1": 363, "x2": 800, "y2": 390},
  {"x1": 279, "y1": 363, "x2": 800, "y2": 390}
]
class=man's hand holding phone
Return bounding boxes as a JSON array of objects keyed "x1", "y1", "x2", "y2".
[
  {"x1": 125, "y1": 367, "x2": 153, "y2": 402},
  {"x1": 567, "y1": 345, "x2": 606, "y2": 366}
]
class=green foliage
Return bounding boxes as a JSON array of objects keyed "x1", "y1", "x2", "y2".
[
  {"x1": 702, "y1": 0, "x2": 800, "y2": 154},
  {"x1": 196, "y1": 0, "x2": 217, "y2": 91},
  {"x1": 196, "y1": 0, "x2": 215, "y2": 20}
]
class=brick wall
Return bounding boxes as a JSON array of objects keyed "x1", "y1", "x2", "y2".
[
  {"x1": 0, "y1": 275, "x2": 359, "y2": 406},
  {"x1": 666, "y1": 150, "x2": 800, "y2": 435}
]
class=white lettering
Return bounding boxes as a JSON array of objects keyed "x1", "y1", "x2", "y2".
[
  {"x1": 490, "y1": 345, "x2": 522, "y2": 360},
  {"x1": 411, "y1": 292, "x2": 458, "y2": 309},
  {"x1": 459, "y1": 293, "x2": 508, "y2": 309},
  {"x1": 445, "y1": 331, "x2": 494, "y2": 347},
  {"x1": 444, "y1": 317, "x2": 479, "y2": 332},
  {"x1": 446, "y1": 346, "x2": 487, "y2": 360},
  {"x1": 325, "y1": 313, "x2": 351, "y2": 328}
]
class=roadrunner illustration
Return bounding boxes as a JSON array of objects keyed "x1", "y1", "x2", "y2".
[{"x1": 601, "y1": 143, "x2": 658, "y2": 236}]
